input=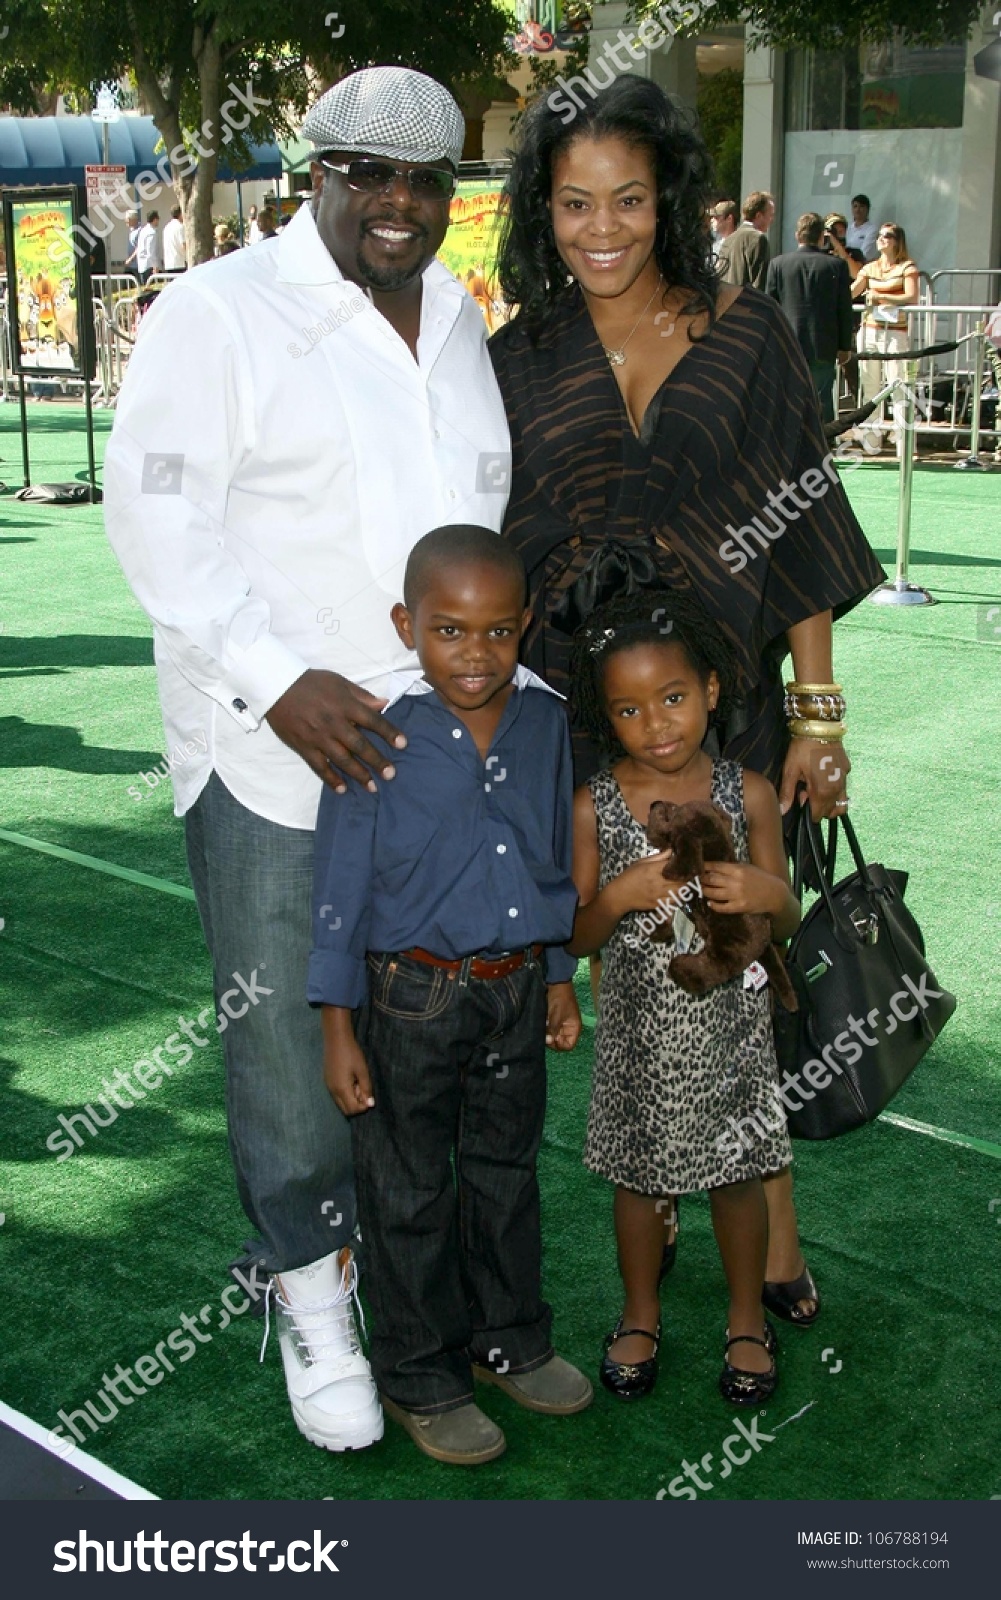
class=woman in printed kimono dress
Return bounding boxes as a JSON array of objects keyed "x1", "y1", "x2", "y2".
[{"x1": 488, "y1": 75, "x2": 885, "y2": 1327}]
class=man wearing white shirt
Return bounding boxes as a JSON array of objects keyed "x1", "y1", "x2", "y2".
[
  {"x1": 846, "y1": 194, "x2": 880, "y2": 262},
  {"x1": 135, "y1": 210, "x2": 161, "y2": 282},
  {"x1": 104, "y1": 67, "x2": 510, "y2": 1455},
  {"x1": 161, "y1": 205, "x2": 187, "y2": 272}
]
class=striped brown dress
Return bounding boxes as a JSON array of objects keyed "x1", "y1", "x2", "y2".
[{"x1": 488, "y1": 286, "x2": 885, "y2": 785}]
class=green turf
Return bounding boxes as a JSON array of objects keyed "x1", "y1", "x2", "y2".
[{"x1": 1, "y1": 406, "x2": 1000, "y2": 1501}]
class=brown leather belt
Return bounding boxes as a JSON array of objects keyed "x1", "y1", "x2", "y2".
[{"x1": 402, "y1": 944, "x2": 543, "y2": 981}]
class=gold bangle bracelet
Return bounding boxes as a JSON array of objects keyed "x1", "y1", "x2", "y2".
[
  {"x1": 785, "y1": 681, "x2": 843, "y2": 695},
  {"x1": 788, "y1": 719, "x2": 846, "y2": 741}
]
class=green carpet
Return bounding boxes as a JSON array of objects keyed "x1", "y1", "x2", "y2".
[{"x1": 1, "y1": 406, "x2": 999, "y2": 1501}]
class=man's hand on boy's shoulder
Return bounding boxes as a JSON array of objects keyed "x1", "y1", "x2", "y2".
[
  {"x1": 546, "y1": 982, "x2": 582, "y2": 1052},
  {"x1": 321, "y1": 1006, "x2": 375, "y2": 1115}
]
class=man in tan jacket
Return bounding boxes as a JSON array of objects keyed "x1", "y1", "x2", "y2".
[{"x1": 717, "y1": 190, "x2": 775, "y2": 290}]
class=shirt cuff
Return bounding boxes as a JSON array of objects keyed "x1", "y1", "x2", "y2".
[
  {"x1": 224, "y1": 633, "x2": 311, "y2": 730},
  {"x1": 307, "y1": 949, "x2": 369, "y2": 1009},
  {"x1": 544, "y1": 946, "x2": 578, "y2": 985}
]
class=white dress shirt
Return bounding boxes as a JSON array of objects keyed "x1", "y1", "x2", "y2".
[
  {"x1": 135, "y1": 222, "x2": 161, "y2": 274},
  {"x1": 103, "y1": 203, "x2": 511, "y2": 830},
  {"x1": 161, "y1": 217, "x2": 186, "y2": 270}
]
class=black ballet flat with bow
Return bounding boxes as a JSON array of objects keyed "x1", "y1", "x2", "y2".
[
  {"x1": 762, "y1": 1264, "x2": 821, "y2": 1327},
  {"x1": 719, "y1": 1322, "x2": 778, "y2": 1406},
  {"x1": 600, "y1": 1319, "x2": 661, "y2": 1400}
]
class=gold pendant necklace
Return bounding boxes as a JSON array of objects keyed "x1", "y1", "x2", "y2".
[{"x1": 601, "y1": 277, "x2": 665, "y2": 367}]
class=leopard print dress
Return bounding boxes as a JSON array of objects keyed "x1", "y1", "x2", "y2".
[{"x1": 584, "y1": 759, "x2": 793, "y2": 1196}]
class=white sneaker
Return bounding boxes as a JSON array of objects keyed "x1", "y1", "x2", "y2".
[{"x1": 269, "y1": 1247, "x2": 383, "y2": 1451}]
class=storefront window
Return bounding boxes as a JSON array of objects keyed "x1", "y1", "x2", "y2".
[{"x1": 786, "y1": 34, "x2": 966, "y2": 130}]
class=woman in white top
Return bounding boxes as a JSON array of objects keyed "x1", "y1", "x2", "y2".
[{"x1": 852, "y1": 222, "x2": 920, "y2": 453}]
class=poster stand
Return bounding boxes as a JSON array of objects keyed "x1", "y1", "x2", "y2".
[
  {"x1": 17, "y1": 372, "x2": 30, "y2": 487},
  {"x1": 1, "y1": 184, "x2": 99, "y2": 502}
]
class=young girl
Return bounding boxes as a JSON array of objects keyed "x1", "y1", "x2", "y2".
[{"x1": 568, "y1": 590, "x2": 801, "y2": 1406}]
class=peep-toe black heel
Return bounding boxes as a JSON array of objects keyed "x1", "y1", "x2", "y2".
[{"x1": 762, "y1": 1264, "x2": 820, "y2": 1327}]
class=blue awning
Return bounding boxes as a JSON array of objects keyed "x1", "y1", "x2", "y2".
[{"x1": 0, "y1": 114, "x2": 283, "y2": 187}]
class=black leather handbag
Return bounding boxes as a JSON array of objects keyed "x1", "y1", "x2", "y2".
[{"x1": 772, "y1": 809, "x2": 956, "y2": 1139}]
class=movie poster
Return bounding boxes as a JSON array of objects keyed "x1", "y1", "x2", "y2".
[
  {"x1": 438, "y1": 178, "x2": 510, "y2": 333},
  {"x1": 2, "y1": 188, "x2": 85, "y2": 375}
]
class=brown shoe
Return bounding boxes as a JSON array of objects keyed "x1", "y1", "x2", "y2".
[
  {"x1": 472, "y1": 1353, "x2": 593, "y2": 1415},
  {"x1": 381, "y1": 1397, "x2": 506, "y2": 1465}
]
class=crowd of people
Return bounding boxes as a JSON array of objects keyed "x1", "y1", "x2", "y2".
[
  {"x1": 710, "y1": 188, "x2": 920, "y2": 441},
  {"x1": 104, "y1": 66, "x2": 885, "y2": 1470},
  {"x1": 116, "y1": 200, "x2": 283, "y2": 282}
]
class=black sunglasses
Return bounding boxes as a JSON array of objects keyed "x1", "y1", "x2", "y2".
[{"x1": 319, "y1": 157, "x2": 456, "y2": 202}]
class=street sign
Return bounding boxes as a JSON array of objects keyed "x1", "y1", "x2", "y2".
[{"x1": 84, "y1": 164, "x2": 129, "y2": 216}]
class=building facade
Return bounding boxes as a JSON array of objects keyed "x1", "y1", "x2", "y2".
[{"x1": 479, "y1": 3, "x2": 1001, "y2": 286}]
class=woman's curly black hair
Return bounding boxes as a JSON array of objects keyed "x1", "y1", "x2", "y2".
[
  {"x1": 495, "y1": 74, "x2": 718, "y2": 342},
  {"x1": 570, "y1": 588, "x2": 741, "y2": 761}
]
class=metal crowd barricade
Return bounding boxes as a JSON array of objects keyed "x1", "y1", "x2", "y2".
[
  {"x1": 903, "y1": 303, "x2": 998, "y2": 460},
  {"x1": 868, "y1": 305, "x2": 997, "y2": 609},
  {"x1": 90, "y1": 275, "x2": 140, "y2": 405},
  {"x1": 89, "y1": 274, "x2": 177, "y2": 406},
  {"x1": 856, "y1": 303, "x2": 999, "y2": 457},
  {"x1": 928, "y1": 268, "x2": 1001, "y2": 309}
]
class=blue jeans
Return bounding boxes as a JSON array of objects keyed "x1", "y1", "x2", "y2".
[
  {"x1": 353, "y1": 950, "x2": 554, "y2": 1412},
  {"x1": 184, "y1": 772, "x2": 354, "y2": 1272}
]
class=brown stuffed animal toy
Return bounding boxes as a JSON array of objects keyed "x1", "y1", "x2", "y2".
[{"x1": 645, "y1": 799, "x2": 798, "y2": 1012}]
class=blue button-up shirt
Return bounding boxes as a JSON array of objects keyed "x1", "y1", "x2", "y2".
[{"x1": 308, "y1": 667, "x2": 579, "y2": 1007}]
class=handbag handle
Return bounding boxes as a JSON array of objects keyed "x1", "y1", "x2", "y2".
[
  {"x1": 836, "y1": 812, "x2": 879, "y2": 894},
  {"x1": 791, "y1": 805, "x2": 837, "y2": 900},
  {"x1": 792, "y1": 808, "x2": 878, "y2": 902},
  {"x1": 795, "y1": 809, "x2": 858, "y2": 951}
]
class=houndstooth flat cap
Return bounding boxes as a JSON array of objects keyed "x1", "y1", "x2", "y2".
[{"x1": 301, "y1": 66, "x2": 465, "y2": 172}]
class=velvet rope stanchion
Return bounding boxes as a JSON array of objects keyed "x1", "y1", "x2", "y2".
[
  {"x1": 868, "y1": 356, "x2": 937, "y2": 607},
  {"x1": 852, "y1": 322, "x2": 992, "y2": 606}
]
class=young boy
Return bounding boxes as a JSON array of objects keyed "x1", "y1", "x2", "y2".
[{"x1": 308, "y1": 525, "x2": 588, "y2": 1465}]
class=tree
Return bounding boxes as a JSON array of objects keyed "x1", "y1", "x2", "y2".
[
  {"x1": 617, "y1": 0, "x2": 985, "y2": 48},
  {"x1": 675, "y1": 0, "x2": 985, "y2": 50},
  {"x1": 696, "y1": 66, "x2": 743, "y2": 198},
  {"x1": 0, "y1": 1, "x2": 512, "y2": 264}
]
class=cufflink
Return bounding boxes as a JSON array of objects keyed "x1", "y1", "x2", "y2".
[{"x1": 233, "y1": 698, "x2": 248, "y2": 712}]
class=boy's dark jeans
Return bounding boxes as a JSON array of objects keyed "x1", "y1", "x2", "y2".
[{"x1": 353, "y1": 949, "x2": 554, "y2": 1414}]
